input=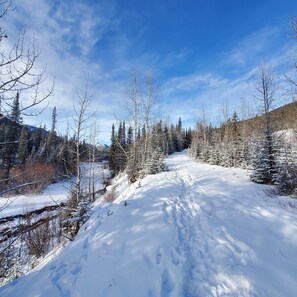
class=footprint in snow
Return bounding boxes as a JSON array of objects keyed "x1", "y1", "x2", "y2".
[
  {"x1": 156, "y1": 248, "x2": 163, "y2": 264},
  {"x1": 171, "y1": 250, "x2": 180, "y2": 265}
]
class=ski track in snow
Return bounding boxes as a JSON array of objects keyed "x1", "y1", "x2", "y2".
[{"x1": 1, "y1": 151, "x2": 297, "y2": 297}]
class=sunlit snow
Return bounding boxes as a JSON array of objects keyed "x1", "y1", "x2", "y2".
[{"x1": 1, "y1": 151, "x2": 297, "y2": 297}]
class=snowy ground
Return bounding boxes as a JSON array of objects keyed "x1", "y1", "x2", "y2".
[
  {"x1": 1, "y1": 151, "x2": 297, "y2": 296},
  {"x1": 0, "y1": 163, "x2": 108, "y2": 218}
]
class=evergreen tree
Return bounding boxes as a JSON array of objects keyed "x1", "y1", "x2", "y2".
[
  {"x1": 46, "y1": 107, "x2": 59, "y2": 162},
  {"x1": 109, "y1": 123, "x2": 118, "y2": 175},
  {"x1": 10, "y1": 92, "x2": 22, "y2": 123},
  {"x1": 127, "y1": 126, "x2": 133, "y2": 146},
  {"x1": 250, "y1": 136, "x2": 278, "y2": 184},
  {"x1": 184, "y1": 127, "x2": 192, "y2": 148},
  {"x1": 51, "y1": 106, "x2": 57, "y2": 133},
  {"x1": 163, "y1": 125, "x2": 170, "y2": 155},
  {"x1": 251, "y1": 62, "x2": 277, "y2": 183},
  {"x1": 176, "y1": 117, "x2": 184, "y2": 151},
  {"x1": 16, "y1": 127, "x2": 27, "y2": 165},
  {"x1": 57, "y1": 136, "x2": 74, "y2": 175},
  {"x1": 2, "y1": 97, "x2": 22, "y2": 173},
  {"x1": 117, "y1": 122, "x2": 127, "y2": 171},
  {"x1": 29, "y1": 127, "x2": 43, "y2": 156},
  {"x1": 274, "y1": 143, "x2": 297, "y2": 195},
  {"x1": 122, "y1": 121, "x2": 126, "y2": 148}
]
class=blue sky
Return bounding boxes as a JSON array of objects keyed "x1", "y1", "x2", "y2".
[{"x1": 3, "y1": 0, "x2": 297, "y2": 143}]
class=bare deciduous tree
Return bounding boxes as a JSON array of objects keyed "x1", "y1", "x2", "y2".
[
  {"x1": 0, "y1": 0, "x2": 53, "y2": 118},
  {"x1": 88, "y1": 121, "x2": 100, "y2": 202},
  {"x1": 125, "y1": 71, "x2": 141, "y2": 182},
  {"x1": 141, "y1": 70, "x2": 155, "y2": 167},
  {"x1": 286, "y1": 16, "x2": 297, "y2": 134},
  {"x1": 72, "y1": 85, "x2": 93, "y2": 207},
  {"x1": 0, "y1": 0, "x2": 53, "y2": 198},
  {"x1": 253, "y1": 62, "x2": 277, "y2": 132}
]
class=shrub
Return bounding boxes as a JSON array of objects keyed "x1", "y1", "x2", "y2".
[
  {"x1": 1, "y1": 163, "x2": 55, "y2": 195},
  {"x1": 275, "y1": 163, "x2": 297, "y2": 196},
  {"x1": 105, "y1": 186, "x2": 116, "y2": 202},
  {"x1": 24, "y1": 220, "x2": 51, "y2": 258}
]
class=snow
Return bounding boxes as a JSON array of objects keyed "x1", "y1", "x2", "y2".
[
  {"x1": 1, "y1": 151, "x2": 297, "y2": 296},
  {"x1": 0, "y1": 181, "x2": 70, "y2": 218},
  {"x1": 0, "y1": 163, "x2": 108, "y2": 218},
  {"x1": 274, "y1": 128, "x2": 297, "y2": 144}
]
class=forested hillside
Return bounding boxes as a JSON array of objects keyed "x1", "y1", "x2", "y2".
[
  {"x1": 190, "y1": 99, "x2": 297, "y2": 196},
  {"x1": 0, "y1": 105, "x2": 76, "y2": 195}
]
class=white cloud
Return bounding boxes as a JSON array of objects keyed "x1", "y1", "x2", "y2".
[
  {"x1": 1, "y1": 1, "x2": 294, "y2": 143},
  {"x1": 160, "y1": 51, "x2": 291, "y2": 127},
  {"x1": 51, "y1": 1, "x2": 116, "y2": 56},
  {"x1": 225, "y1": 27, "x2": 280, "y2": 66},
  {"x1": 0, "y1": 0, "x2": 122, "y2": 143}
]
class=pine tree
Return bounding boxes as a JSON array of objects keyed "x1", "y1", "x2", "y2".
[
  {"x1": 46, "y1": 107, "x2": 59, "y2": 162},
  {"x1": 46, "y1": 133, "x2": 57, "y2": 162},
  {"x1": 250, "y1": 136, "x2": 278, "y2": 184},
  {"x1": 184, "y1": 127, "x2": 192, "y2": 148},
  {"x1": 142, "y1": 123, "x2": 164, "y2": 175},
  {"x1": 116, "y1": 122, "x2": 127, "y2": 171},
  {"x1": 10, "y1": 92, "x2": 22, "y2": 123},
  {"x1": 57, "y1": 136, "x2": 74, "y2": 175},
  {"x1": 176, "y1": 117, "x2": 184, "y2": 151},
  {"x1": 122, "y1": 121, "x2": 126, "y2": 148},
  {"x1": 29, "y1": 127, "x2": 43, "y2": 157},
  {"x1": 163, "y1": 125, "x2": 170, "y2": 155},
  {"x1": 251, "y1": 62, "x2": 277, "y2": 184},
  {"x1": 51, "y1": 106, "x2": 57, "y2": 133},
  {"x1": 16, "y1": 127, "x2": 27, "y2": 165},
  {"x1": 127, "y1": 126, "x2": 133, "y2": 146},
  {"x1": 109, "y1": 123, "x2": 118, "y2": 175},
  {"x1": 274, "y1": 143, "x2": 297, "y2": 195},
  {"x1": 2, "y1": 96, "x2": 22, "y2": 173}
]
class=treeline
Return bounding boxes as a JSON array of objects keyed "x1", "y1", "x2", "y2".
[
  {"x1": 189, "y1": 102, "x2": 297, "y2": 196},
  {"x1": 0, "y1": 93, "x2": 103, "y2": 196},
  {"x1": 190, "y1": 17, "x2": 297, "y2": 198},
  {"x1": 190, "y1": 17, "x2": 297, "y2": 197},
  {"x1": 0, "y1": 98, "x2": 73, "y2": 194},
  {"x1": 190, "y1": 112, "x2": 248, "y2": 168},
  {"x1": 109, "y1": 118, "x2": 192, "y2": 182}
]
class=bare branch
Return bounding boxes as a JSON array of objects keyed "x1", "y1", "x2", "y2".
[
  {"x1": 289, "y1": 16, "x2": 297, "y2": 40},
  {"x1": 0, "y1": 24, "x2": 53, "y2": 117}
]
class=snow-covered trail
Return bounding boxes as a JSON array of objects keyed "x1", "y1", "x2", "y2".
[
  {"x1": 1, "y1": 151, "x2": 297, "y2": 296},
  {"x1": 165, "y1": 153, "x2": 297, "y2": 296}
]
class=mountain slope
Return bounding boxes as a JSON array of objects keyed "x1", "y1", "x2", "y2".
[
  {"x1": 1, "y1": 151, "x2": 297, "y2": 297},
  {"x1": 238, "y1": 100, "x2": 297, "y2": 133}
]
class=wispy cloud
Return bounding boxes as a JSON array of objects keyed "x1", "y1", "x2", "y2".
[
  {"x1": 1, "y1": 0, "x2": 122, "y2": 142},
  {"x1": 1, "y1": 1, "x2": 294, "y2": 142},
  {"x1": 160, "y1": 46, "x2": 291, "y2": 127},
  {"x1": 225, "y1": 27, "x2": 281, "y2": 67},
  {"x1": 51, "y1": 1, "x2": 116, "y2": 56}
]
